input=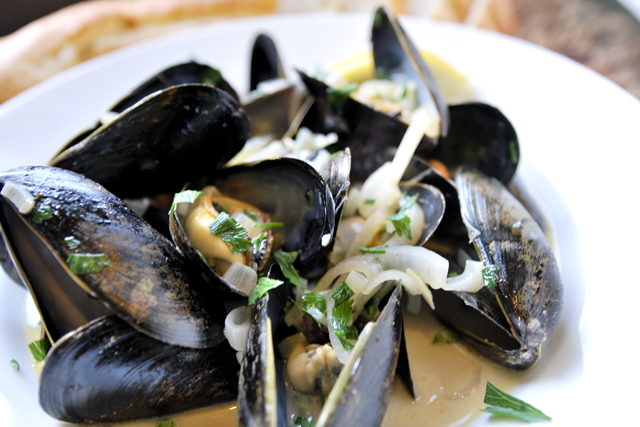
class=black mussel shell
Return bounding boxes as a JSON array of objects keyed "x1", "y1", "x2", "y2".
[
  {"x1": 0, "y1": 166, "x2": 227, "y2": 348},
  {"x1": 298, "y1": 71, "x2": 435, "y2": 183},
  {"x1": 250, "y1": 33, "x2": 285, "y2": 90},
  {"x1": 60, "y1": 62, "x2": 240, "y2": 153},
  {"x1": 196, "y1": 158, "x2": 336, "y2": 272},
  {"x1": 40, "y1": 315, "x2": 239, "y2": 423},
  {"x1": 50, "y1": 84, "x2": 250, "y2": 200},
  {"x1": 318, "y1": 284, "x2": 403, "y2": 427},
  {"x1": 371, "y1": 6, "x2": 450, "y2": 138},
  {"x1": 429, "y1": 103, "x2": 519, "y2": 184},
  {"x1": 433, "y1": 167, "x2": 562, "y2": 369}
]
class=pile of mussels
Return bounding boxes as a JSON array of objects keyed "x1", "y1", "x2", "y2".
[{"x1": 0, "y1": 7, "x2": 562, "y2": 427}]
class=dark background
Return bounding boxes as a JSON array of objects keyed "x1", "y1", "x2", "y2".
[{"x1": 0, "y1": 0, "x2": 84, "y2": 37}]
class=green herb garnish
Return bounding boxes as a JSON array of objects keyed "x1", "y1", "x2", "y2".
[
  {"x1": 447, "y1": 271, "x2": 460, "y2": 278},
  {"x1": 432, "y1": 330, "x2": 459, "y2": 344},
  {"x1": 364, "y1": 199, "x2": 376, "y2": 205},
  {"x1": 359, "y1": 245, "x2": 388, "y2": 254},
  {"x1": 482, "y1": 265, "x2": 500, "y2": 290},
  {"x1": 252, "y1": 222, "x2": 284, "y2": 229},
  {"x1": 33, "y1": 199, "x2": 52, "y2": 223},
  {"x1": 66, "y1": 253, "x2": 110, "y2": 274},
  {"x1": 209, "y1": 212, "x2": 252, "y2": 254},
  {"x1": 201, "y1": 67, "x2": 222, "y2": 86},
  {"x1": 294, "y1": 293, "x2": 328, "y2": 330},
  {"x1": 294, "y1": 417, "x2": 315, "y2": 427},
  {"x1": 28, "y1": 338, "x2": 51, "y2": 362},
  {"x1": 481, "y1": 381, "x2": 551, "y2": 422},
  {"x1": 327, "y1": 83, "x2": 358, "y2": 110},
  {"x1": 361, "y1": 295, "x2": 380, "y2": 323},
  {"x1": 242, "y1": 209, "x2": 258, "y2": 221},
  {"x1": 169, "y1": 190, "x2": 202, "y2": 215},
  {"x1": 252, "y1": 231, "x2": 268, "y2": 253},
  {"x1": 330, "y1": 282, "x2": 358, "y2": 350},
  {"x1": 387, "y1": 192, "x2": 419, "y2": 240},
  {"x1": 10, "y1": 359, "x2": 19, "y2": 370},
  {"x1": 64, "y1": 236, "x2": 81, "y2": 250},
  {"x1": 273, "y1": 251, "x2": 304, "y2": 290},
  {"x1": 247, "y1": 277, "x2": 284, "y2": 306},
  {"x1": 508, "y1": 140, "x2": 518, "y2": 164}
]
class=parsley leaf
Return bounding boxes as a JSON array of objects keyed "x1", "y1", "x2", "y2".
[
  {"x1": 432, "y1": 330, "x2": 459, "y2": 344},
  {"x1": 169, "y1": 190, "x2": 202, "y2": 215},
  {"x1": 359, "y1": 245, "x2": 388, "y2": 254},
  {"x1": 273, "y1": 251, "x2": 304, "y2": 289},
  {"x1": 252, "y1": 231, "x2": 268, "y2": 253},
  {"x1": 481, "y1": 381, "x2": 551, "y2": 422},
  {"x1": 482, "y1": 265, "x2": 500, "y2": 290},
  {"x1": 209, "y1": 212, "x2": 252, "y2": 254},
  {"x1": 33, "y1": 199, "x2": 52, "y2": 223},
  {"x1": 387, "y1": 193, "x2": 419, "y2": 240},
  {"x1": 253, "y1": 222, "x2": 284, "y2": 228},
  {"x1": 330, "y1": 282, "x2": 358, "y2": 350},
  {"x1": 64, "y1": 236, "x2": 81, "y2": 250},
  {"x1": 28, "y1": 338, "x2": 51, "y2": 362},
  {"x1": 201, "y1": 68, "x2": 222, "y2": 86},
  {"x1": 66, "y1": 253, "x2": 110, "y2": 274},
  {"x1": 10, "y1": 359, "x2": 19, "y2": 370},
  {"x1": 327, "y1": 83, "x2": 358, "y2": 110},
  {"x1": 361, "y1": 295, "x2": 380, "y2": 323},
  {"x1": 294, "y1": 417, "x2": 315, "y2": 427},
  {"x1": 247, "y1": 277, "x2": 284, "y2": 306}
]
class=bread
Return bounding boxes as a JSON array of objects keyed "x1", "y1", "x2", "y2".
[{"x1": 0, "y1": 0, "x2": 517, "y2": 104}]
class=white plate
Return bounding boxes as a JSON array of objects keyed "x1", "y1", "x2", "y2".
[{"x1": 0, "y1": 11, "x2": 638, "y2": 427}]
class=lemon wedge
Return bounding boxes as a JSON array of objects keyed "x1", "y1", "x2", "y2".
[{"x1": 326, "y1": 50, "x2": 473, "y2": 103}]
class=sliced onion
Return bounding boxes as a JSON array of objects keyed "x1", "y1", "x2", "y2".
[
  {"x1": 222, "y1": 262, "x2": 258, "y2": 294},
  {"x1": 345, "y1": 207, "x2": 390, "y2": 258},
  {"x1": 443, "y1": 259, "x2": 484, "y2": 292},
  {"x1": 315, "y1": 256, "x2": 384, "y2": 292},
  {"x1": 224, "y1": 306, "x2": 252, "y2": 352},
  {"x1": 373, "y1": 246, "x2": 449, "y2": 290},
  {"x1": 1, "y1": 181, "x2": 35, "y2": 214}
]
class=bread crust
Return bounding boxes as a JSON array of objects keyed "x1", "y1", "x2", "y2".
[{"x1": 0, "y1": 0, "x2": 516, "y2": 104}]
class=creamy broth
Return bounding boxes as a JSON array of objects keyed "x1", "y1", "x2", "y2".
[{"x1": 44, "y1": 294, "x2": 524, "y2": 427}]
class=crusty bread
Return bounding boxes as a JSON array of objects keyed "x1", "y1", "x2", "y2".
[{"x1": 0, "y1": 0, "x2": 517, "y2": 104}]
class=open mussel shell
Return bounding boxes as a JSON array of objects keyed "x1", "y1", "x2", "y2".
[
  {"x1": 185, "y1": 158, "x2": 336, "y2": 274},
  {"x1": 433, "y1": 167, "x2": 563, "y2": 369},
  {"x1": 298, "y1": 70, "x2": 435, "y2": 183},
  {"x1": 250, "y1": 33, "x2": 286, "y2": 91},
  {"x1": 371, "y1": 6, "x2": 450, "y2": 138},
  {"x1": 429, "y1": 103, "x2": 519, "y2": 184},
  {"x1": 40, "y1": 315, "x2": 239, "y2": 423},
  {"x1": 50, "y1": 84, "x2": 250, "y2": 200},
  {"x1": 59, "y1": 62, "x2": 240, "y2": 152},
  {"x1": 317, "y1": 284, "x2": 403, "y2": 427},
  {"x1": 0, "y1": 166, "x2": 227, "y2": 348}
]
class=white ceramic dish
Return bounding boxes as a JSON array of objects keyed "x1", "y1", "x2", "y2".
[{"x1": 0, "y1": 11, "x2": 638, "y2": 427}]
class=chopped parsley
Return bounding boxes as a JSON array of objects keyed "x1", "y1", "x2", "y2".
[
  {"x1": 361, "y1": 295, "x2": 380, "y2": 323},
  {"x1": 252, "y1": 231, "x2": 268, "y2": 253},
  {"x1": 252, "y1": 222, "x2": 284, "y2": 228},
  {"x1": 509, "y1": 140, "x2": 518, "y2": 164},
  {"x1": 432, "y1": 330, "x2": 459, "y2": 344},
  {"x1": 209, "y1": 212, "x2": 252, "y2": 254},
  {"x1": 243, "y1": 209, "x2": 258, "y2": 221},
  {"x1": 201, "y1": 67, "x2": 222, "y2": 86},
  {"x1": 482, "y1": 381, "x2": 551, "y2": 422},
  {"x1": 33, "y1": 199, "x2": 52, "y2": 223},
  {"x1": 327, "y1": 83, "x2": 358, "y2": 110},
  {"x1": 482, "y1": 265, "x2": 501, "y2": 290},
  {"x1": 10, "y1": 359, "x2": 19, "y2": 370},
  {"x1": 247, "y1": 277, "x2": 284, "y2": 306},
  {"x1": 330, "y1": 282, "x2": 358, "y2": 350},
  {"x1": 64, "y1": 236, "x2": 81, "y2": 250},
  {"x1": 273, "y1": 251, "x2": 304, "y2": 289},
  {"x1": 28, "y1": 337, "x2": 51, "y2": 362},
  {"x1": 169, "y1": 190, "x2": 202, "y2": 215},
  {"x1": 294, "y1": 417, "x2": 315, "y2": 427},
  {"x1": 359, "y1": 245, "x2": 388, "y2": 254},
  {"x1": 295, "y1": 292, "x2": 328, "y2": 329},
  {"x1": 387, "y1": 192, "x2": 419, "y2": 240},
  {"x1": 66, "y1": 253, "x2": 110, "y2": 274},
  {"x1": 364, "y1": 199, "x2": 376, "y2": 205}
]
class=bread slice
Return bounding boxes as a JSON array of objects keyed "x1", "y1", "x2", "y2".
[{"x1": 0, "y1": 0, "x2": 516, "y2": 103}]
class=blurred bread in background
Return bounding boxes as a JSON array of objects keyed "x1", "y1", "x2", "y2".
[{"x1": 0, "y1": 0, "x2": 517, "y2": 104}]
